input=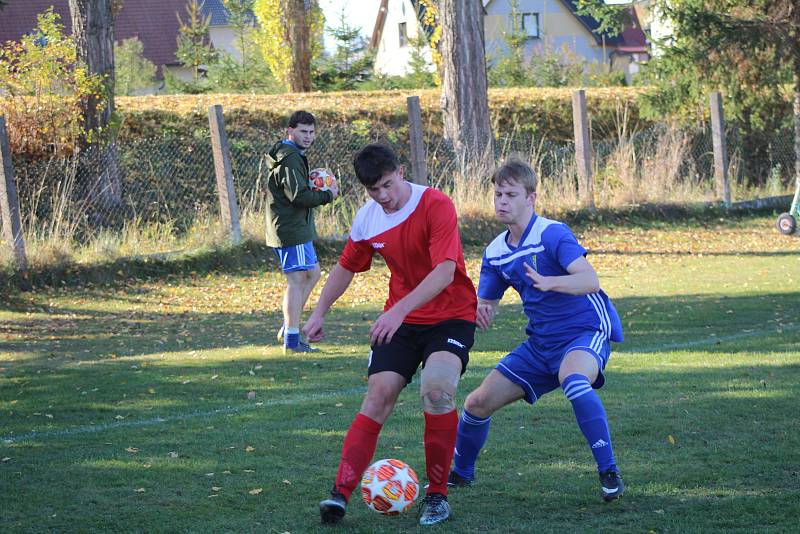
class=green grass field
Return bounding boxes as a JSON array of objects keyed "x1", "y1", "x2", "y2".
[{"x1": 2, "y1": 214, "x2": 799, "y2": 533}]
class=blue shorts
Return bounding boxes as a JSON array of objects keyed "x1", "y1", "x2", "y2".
[
  {"x1": 496, "y1": 330, "x2": 611, "y2": 404},
  {"x1": 273, "y1": 241, "x2": 318, "y2": 273}
]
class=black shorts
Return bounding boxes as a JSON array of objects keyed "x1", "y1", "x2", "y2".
[{"x1": 368, "y1": 320, "x2": 476, "y2": 383}]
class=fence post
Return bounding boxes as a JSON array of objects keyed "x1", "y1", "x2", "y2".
[
  {"x1": 709, "y1": 92, "x2": 731, "y2": 207},
  {"x1": 208, "y1": 105, "x2": 242, "y2": 244},
  {"x1": 572, "y1": 89, "x2": 595, "y2": 210},
  {"x1": 0, "y1": 116, "x2": 28, "y2": 273},
  {"x1": 406, "y1": 96, "x2": 428, "y2": 185}
]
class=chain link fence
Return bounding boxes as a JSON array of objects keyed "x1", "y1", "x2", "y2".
[{"x1": 2, "y1": 116, "x2": 797, "y2": 267}]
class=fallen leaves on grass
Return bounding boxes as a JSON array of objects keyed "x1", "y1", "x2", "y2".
[
  {"x1": 248, "y1": 488, "x2": 263, "y2": 495},
  {"x1": 125, "y1": 447, "x2": 139, "y2": 453},
  {"x1": 245, "y1": 446, "x2": 255, "y2": 452},
  {"x1": 134, "y1": 488, "x2": 145, "y2": 493}
]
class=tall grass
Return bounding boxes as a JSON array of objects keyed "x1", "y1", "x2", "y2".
[{"x1": 2, "y1": 125, "x2": 793, "y2": 274}]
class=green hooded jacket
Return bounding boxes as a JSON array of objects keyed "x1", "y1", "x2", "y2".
[{"x1": 265, "y1": 140, "x2": 333, "y2": 248}]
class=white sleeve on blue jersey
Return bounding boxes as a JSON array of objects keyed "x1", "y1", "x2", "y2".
[{"x1": 477, "y1": 252, "x2": 509, "y2": 300}]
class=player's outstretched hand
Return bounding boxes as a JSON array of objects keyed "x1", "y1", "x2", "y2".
[
  {"x1": 524, "y1": 262, "x2": 554, "y2": 291},
  {"x1": 369, "y1": 307, "x2": 404, "y2": 346},
  {"x1": 303, "y1": 314, "x2": 325, "y2": 342},
  {"x1": 476, "y1": 302, "x2": 496, "y2": 330}
]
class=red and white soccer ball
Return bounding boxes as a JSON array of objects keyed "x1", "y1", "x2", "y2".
[
  {"x1": 360, "y1": 458, "x2": 419, "y2": 515},
  {"x1": 308, "y1": 167, "x2": 336, "y2": 192}
]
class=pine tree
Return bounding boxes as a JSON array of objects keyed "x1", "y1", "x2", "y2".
[
  {"x1": 314, "y1": 8, "x2": 374, "y2": 90},
  {"x1": 175, "y1": 0, "x2": 218, "y2": 85},
  {"x1": 115, "y1": 37, "x2": 156, "y2": 95},
  {"x1": 206, "y1": 0, "x2": 278, "y2": 92}
]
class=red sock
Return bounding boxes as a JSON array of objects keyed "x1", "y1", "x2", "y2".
[
  {"x1": 424, "y1": 410, "x2": 458, "y2": 496},
  {"x1": 334, "y1": 413, "x2": 382, "y2": 500}
]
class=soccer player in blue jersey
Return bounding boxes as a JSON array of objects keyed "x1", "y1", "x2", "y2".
[{"x1": 449, "y1": 157, "x2": 625, "y2": 502}]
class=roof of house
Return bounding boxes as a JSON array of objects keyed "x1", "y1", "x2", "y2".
[
  {"x1": 556, "y1": 0, "x2": 624, "y2": 46},
  {"x1": 0, "y1": 0, "x2": 239, "y2": 73},
  {"x1": 617, "y1": 7, "x2": 648, "y2": 53},
  {"x1": 200, "y1": 0, "x2": 254, "y2": 26}
]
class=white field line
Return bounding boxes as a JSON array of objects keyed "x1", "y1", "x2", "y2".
[
  {"x1": 617, "y1": 323, "x2": 799, "y2": 354},
  {"x1": 1, "y1": 387, "x2": 367, "y2": 444},
  {"x1": 2, "y1": 324, "x2": 798, "y2": 445}
]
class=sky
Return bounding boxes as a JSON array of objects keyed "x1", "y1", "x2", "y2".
[{"x1": 318, "y1": 0, "x2": 381, "y2": 51}]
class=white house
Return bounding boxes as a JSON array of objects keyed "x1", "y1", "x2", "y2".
[
  {"x1": 370, "y1": 0, "x2": 437, "y2": 77},
  {"x1": 371, "y1": 0, "x2": 649, "y2": 82}
]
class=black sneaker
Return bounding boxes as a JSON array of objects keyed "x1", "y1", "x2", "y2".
[
  {"x1": 599, "y1": 469, "x2": 625, "y2": 502},
  {"x1": 283, "y1": 340, "x2": 321, "y2": 354},
  {"x1": 447, "y1": 470, "x2": 473, "y2": 487},
  {"x1": 319, "y1": 487, "x2": 347, "y2": 524},
  {"x1": 418, "y1": 492, "x2": 450, "y2": 526}
]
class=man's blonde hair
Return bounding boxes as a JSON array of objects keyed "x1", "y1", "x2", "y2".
[{"x1": 491, "y1": 157, "x2": 537, "y2": 194}]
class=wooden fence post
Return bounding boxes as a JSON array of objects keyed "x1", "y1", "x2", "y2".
[
  {"x1": 0, "y1": 116, "x2": 28, "y2": 273},
  {"x1": 208, "y1": 105, "x2": 242, "y2": 244},
  {"x1": 572, "y1": 90, "x2": 595, "y2": 210},
  {"x1": 710, "y1": 92, "x2": 731, "y2": 207},
  {"x1": 407, "y1": 96, "x2": 428, "y2": 185}
]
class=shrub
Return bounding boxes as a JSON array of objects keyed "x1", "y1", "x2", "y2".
[{"x1": 0, "y1": 9, "x2": 105, "y2": 157}]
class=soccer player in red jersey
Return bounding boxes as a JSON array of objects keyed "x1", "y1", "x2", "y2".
[{"x1": 303, "y1": 144, "x2": 477, "y2": 526}]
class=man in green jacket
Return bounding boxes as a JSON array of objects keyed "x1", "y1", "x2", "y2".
[{"x1": 266, "y1": 110, "x2": 338, "y2": 353}]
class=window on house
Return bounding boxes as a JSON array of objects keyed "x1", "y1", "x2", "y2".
[
  {"x1": 510, "y1": 12, "x2": 540, "y2": 39},
  {"x1": 399, "y1": 22, "x2": 408, "y2": 47}
]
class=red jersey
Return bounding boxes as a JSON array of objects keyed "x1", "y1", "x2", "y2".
[{"x1": 339, "y1": 183, "x2": 477, "y2": 325}]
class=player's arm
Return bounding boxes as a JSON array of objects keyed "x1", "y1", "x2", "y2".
[
  {"x1": 523, "y1": 256, "x2": 600, "y2": 295},
  {"x1": 525, "y1": 256, "x2": 600, "y2": 295},
  {"x1": 303, "y1": 263, "x2": 355, "y2": 341},
  {"x1": 369, "y1": 259, "x2": 456, "y2": 346},
  {"x1": 476, "y1": 297, "x2": 500, "y2": 331}
]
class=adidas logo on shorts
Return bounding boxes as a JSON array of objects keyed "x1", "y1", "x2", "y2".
[{"x1": 447, "y1": 338, "x2": 465, "y2": 349}]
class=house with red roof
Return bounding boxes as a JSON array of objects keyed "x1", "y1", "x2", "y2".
[{"x1": 0, "y1": 0, "x2": 247, "y2": 92}]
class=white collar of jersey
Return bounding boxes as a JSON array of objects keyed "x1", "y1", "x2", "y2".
[
  {"x1": 349, "y1": 182, "x2": 428, "y2": 241},
  {"x1": 485, "y1": 213, "x2": 560, "y2": 261}
]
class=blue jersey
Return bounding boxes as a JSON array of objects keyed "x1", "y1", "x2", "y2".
[{"x1": 478, "y1": 214, "x2": 623, "y2": 343}]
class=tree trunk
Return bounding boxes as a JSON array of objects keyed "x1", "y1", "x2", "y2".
[
  {"x1": 440, "y1": 0, "x2": 493, "y2": 169},
  {"x1": 69, "y1": 0, "x2": 122, "y2": 222},
  {"x1": 283, "y1": 0, "x2": 313, "y2": 92}
]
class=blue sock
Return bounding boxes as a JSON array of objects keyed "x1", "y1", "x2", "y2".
[
  {"x1": 562, "y1": 373, "x2": 617, "y2": 473},
  {"x1": 284, "y1": 328, "x2": 299, "y2": 348},
  {"x1": 452, "y1": 409, "x2": 491, "y2": 480}
]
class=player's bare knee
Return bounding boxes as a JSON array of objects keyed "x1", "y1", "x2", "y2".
[
  {"x1": 362, "y1": 392, "x2": 395, "y2": 420},
  {"x1": 422, "y1": 388, "x2": 456, "y2": 414},
  {"x1": 463, "y1": 390, "x2": 491, "y2": 418}
]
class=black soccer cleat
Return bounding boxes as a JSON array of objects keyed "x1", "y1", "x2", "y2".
[
  {"x1": 319, "y1": 487, "x2": 347, "y2": 524},
  {"x1": 447, "y1": 470, "x2": 473, "y2": 487},
  {"x1": 599, "y1": 469, "x2": 625, "y2": 502},
  {"x1": 418, "y1": 492, "x2": 451, "y2": 526}
]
